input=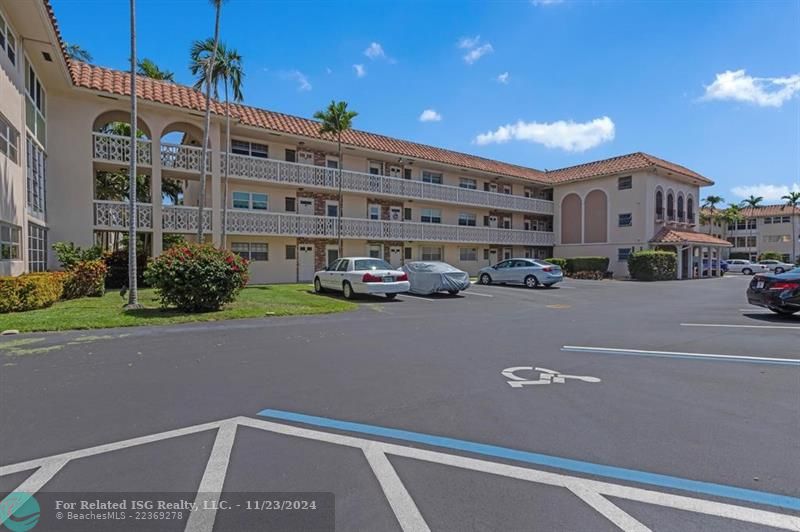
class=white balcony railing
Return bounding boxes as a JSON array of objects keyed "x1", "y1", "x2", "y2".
[
  {"x1": 93, "y1": 200, "x2": 153, "y2": 229},
  {"x1": 93, "y1": 133, "x2": 152, "y2": 166},
  {"x1": 91, "y1": 133, "x2": 554, "y2": 215},
  {"x1": 223, "y1": 153, "x2": 554, "y2": 215},
  {"x1": 92, "y1": 201, "x2": 554, "y2": 246}
]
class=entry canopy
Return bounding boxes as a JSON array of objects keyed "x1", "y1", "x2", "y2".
[{"x1": 650, "y1": 227, "x2": 732, "y2": 247}]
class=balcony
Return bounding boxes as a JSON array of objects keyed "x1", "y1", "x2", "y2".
[
  {"x1": 93, "y1": 201, "x2": 555, "y2": 246},
  {"x1": 91, "y1": 133, "x2": 554, "y2": 215}
]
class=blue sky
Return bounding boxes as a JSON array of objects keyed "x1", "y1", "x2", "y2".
[{"x1": 53, "y1": 0, "x2": 799, "y2": 203}]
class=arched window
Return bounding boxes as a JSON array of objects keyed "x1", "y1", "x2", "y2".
[
  {"x1": 687, "y1": 197, "x2": 695, "y2": 223},
  {"x1": 667, "y1": 193, "x2": 675, "y2": 221},
  {"x1": 655, "y1": 190, "x2": 664, "y2": 221},
  {"x1": 677, "y1": 195, "x2": 685, "y2": 222}
]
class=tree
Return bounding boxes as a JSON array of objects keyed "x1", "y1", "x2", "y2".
[
  {"x1": 190, "y1": 40, "x2": 244, "y2": 244},
  {"x1": 782, "y1": 191, "x2": 800, "y2": 264},
  {"x1": 65, "y1": 42, "x2": 92, "y2": 62},
  {"x1": 740, "y1": 195, "x2": 763, "y2": 260},
  {"x1": 193, "y1": 0, "x2": 226, "y2": 242},
  {"x1": 137, "y1": 58, "x2": 174, "y2": 81},
  {"x1": 125, "y1": 0, "x2": 142, "y2": 309},
  {"x1": 701, "y1": 195, "x2": 724, "y2": 234},
  {"x1": 313, "y1": 101, "x2": 358, "y2": 257}
]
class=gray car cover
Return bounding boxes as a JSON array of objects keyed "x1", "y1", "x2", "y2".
[{"x1": 401, "y1": 261, "x2": 471, "y2": 295}]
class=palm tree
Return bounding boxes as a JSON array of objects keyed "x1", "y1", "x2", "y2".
[
  {"x1": 65, "y1": 43, "x2": 92, "y2": 63},
  {"x1": 782, "y1": 191, "x2": 800, "y2": 264},
  {"x1": 740, "y1": 195, "x2": 763, "y2": 260},
  {"x1": 702, "y1": 195, "x2": 724, "y2": 235},
  {"x1": 124, "y1": 0, "x2": 142, "y2": 309},
  {"x1": 137, "y1": 58, "x2": 174, "y2": 81},
  {"x1": 313, "y1": 101, "x2": 358, "y2": 257},
  {"x1": 194, "y1": 0, "x2": 226, "y2": 242}
]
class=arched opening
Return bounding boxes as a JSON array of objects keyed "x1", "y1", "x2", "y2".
[
  {"x1": 560, "y1": 193, "x2": 582, "y2": 244},
  {"x1": 677, "y1": 194, "x2": 685, "y2": 222},
  {"x1": 584, "y1": 190, "x2": 608, "y2": 243},
  {"x1": 667, "y1": 192, "x2": 675, "y2": 221},
  {"x1": 655, "y1": 189, "x2": 664, "y2": 221},
  {"x1": 687, "y1": 196, "x2": 695, "y2": 223}
]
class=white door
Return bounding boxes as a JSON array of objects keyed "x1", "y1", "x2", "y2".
[
  {"x1": 389, "y1": 247, "x2": 402, "y2": 267},
  {"x1": 298, "y1": 151, "x2": 314, "y2": 165},
  {"x1": 388, "y1": 166, "x2": 402, "y2": 178},
  {"x1": 298, "y1": 198, "x2": 314, "y2": 215},
  {"x1": 298, "y1": 244, "x2": 315, "y2": 282},
  {"x1": 489, "y1": 249, "x2": 498, "y2": 265}
]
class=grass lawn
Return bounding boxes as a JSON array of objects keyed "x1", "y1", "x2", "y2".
[{"x1": 0, "y1": 285, "x2": 356, "y2": 333}]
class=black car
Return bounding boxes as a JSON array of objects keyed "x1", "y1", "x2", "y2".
[{"x1": 746, "y1": 267, "x2": 800, "y2": 316}]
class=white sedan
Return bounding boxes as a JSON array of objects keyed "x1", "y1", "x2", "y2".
[
  {"x1": 314, "y1": 257, "x2": 410, "y2": 299},
  {"x1": 725, "y1": 259, "x2": 769, "y2": 275}
]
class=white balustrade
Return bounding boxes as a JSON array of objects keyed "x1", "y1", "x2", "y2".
[
  {"x1": 161, "y1": 205, "x2": 211, "y2": 233},
  {"x1": 160, "y1": 142, "x2": 210, "y2": 172},
  {"x1": 93, "y1": 200, "x2": 152, "y2": 229},
  {"x1": 93, "y1": 133, "x2": 152, "y2": 166}
]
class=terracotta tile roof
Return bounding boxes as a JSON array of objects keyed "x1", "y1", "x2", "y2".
[
  {"x1": 43, "y1": 0, "x2": 70, "y2": 70},
  {"x1": 650, "y1": 227, "x2": 732, "y2": 246},
  {"x1": 68, "y1": 62, "x2": 548, "y2": 183},
  {"x1": 544, "y1": 152, "x2": 713, "y2": 186}
]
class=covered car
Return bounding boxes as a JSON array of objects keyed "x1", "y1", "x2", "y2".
[{"x1": 401, "y1": 261, "x2": 471, "y2": 295}]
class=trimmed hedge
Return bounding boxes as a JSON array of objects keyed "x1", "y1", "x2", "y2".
[
  {"x1": 758, "y1": 251, "x2": 783, "y2": 261},
  {"x1": 544, "y1": 258, "x2": 567, "y2": 269},
  {"x1": 145, "y1": 244, "x2": 249, "y2": 312},
  {"x1": 627, "y1": 250, "x2": 677, "y2": 281},
  {"x1": 0, "y1": 272, "x2": 66, "y2": 313},
  {"x1": 63, "y1": 260, "x2": 107, "y2": 299},
  {"x1": 546, "y1": 256, "x2": 609, "y2": 276}
]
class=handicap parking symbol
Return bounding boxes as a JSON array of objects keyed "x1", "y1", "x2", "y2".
[{"x1": 502, "y1": 367, "x2": 601, "y2": 388}]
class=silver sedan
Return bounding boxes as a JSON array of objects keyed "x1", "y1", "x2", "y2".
[{"x1": 478, "y1": 259, "x2": 563, "y2": 288}]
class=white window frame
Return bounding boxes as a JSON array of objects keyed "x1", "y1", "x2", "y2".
[
  {"x1": 618, "y1": 213, "x2": 632, "y2": 227},
  {"x1": 326, "y1": 156, "x2": 339, "y2": 169},
  {"x1": 0, "y1": 13, "x2": 16, "y2": 65},
  {"x1": 325, "y1": 200, "x2": 339, "y2": 218},
  {"x1": 367, "y1": 243, "x2": 383, "y2": 259},
  {"x1": 231, "y1": 139, "x2": 268, "y2": 158},
  {"x1": 26, "y1": 135, "x2": 46, "y2": 219},
  {"x1": 0, "y1": 222, "x2": 21, "y2": 261},
  {"x1": 25, "y1": 56, "x2": 46, "y2": 147},
  {"x1": 231, "y1": 242, "x2": 269, "y2": 261},
  {"x1": 421, "y1": 246, "x2": 443, "y2": 261},
  {"x1": 458, "y1": 212, "x2": 476, "y2": 226},
  {"x1": 368, "y1": 204, "x2": 381, "y2": 220},
  {"x1": 459, "y1": 247, "x2": 477, "y2": 261},
  {"x1": 368, "y1": 161, "x2": 383, "y2": 175},
  {"x1": 421, "y1": 170, "x2": 443, "y2": 184},
  {"x1": 232, "y1": 191, "x2": 268, "y2": 210},
  {"x1": 326, "y1": 245, "x2": 339, "y2": 266},
  {"x1": 0, "y1": 112, "x2": 19, "y2": 163},
  {"x1": 459, "y1": 177, "x2": 477, "y2": 190},
  {"x1": 421, "y1": 208, "x2": 442, "y2": 224},
  {"x1": 27, "y1": 222, "x2": 47, "y2": 272}
]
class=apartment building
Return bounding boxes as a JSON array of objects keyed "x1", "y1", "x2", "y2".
[
  {"x1": 0, "y1": 0, "x2": 731, "y2": 284},
  {"x1": 702, "y1": 205, "x2": 800, "y2": 263}
]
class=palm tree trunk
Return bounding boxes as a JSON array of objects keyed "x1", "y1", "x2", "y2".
[
  {"x1": 125, "y1": 0, "x2": 140, "y2": 308},
  {"x1": 337, "y1": 133, "x2": 343, "y2": 258},
  {"x1": 222, "y1": 81, "x2": 230, "y2": 246},
  {"x1": 197, "y1": 5, "x2": 222, "y2": 243}
]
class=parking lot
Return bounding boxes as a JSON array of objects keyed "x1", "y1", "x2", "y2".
[{"x1": 1, "y1": 275, "x2": 798, "y2": 531}]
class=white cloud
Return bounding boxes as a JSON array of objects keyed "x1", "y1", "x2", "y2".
[
  {"x1": 532, "y1": 0, "x2": 564, "y2": 5},
  {"x1": 457, "y1": 35, "x2": 482, "y2": 49},
  {"x1": 474, "y1": 116, "x2": 615, "y2": 152},
  {"x1": 364, "y1": 42, "x2": 386, "y2": 60},
  {"x1": 419, "y1": 109, "x2": 442, "y2": 122},
  {"x1": 464, "y1": 43, "x2": 494, "y2": 65},
  {"x1": 325, "y1": 67, "x2": 333, "y2": 75},
  {"x1": 702, "y1": 69, "x2": 800, "y2": 108},
  {"x1": 281, "y1": 70, "x2": 311, "y2": 91},
  {"x1": 497, "y1": 72, "x2": 509, "y2": 84},
  {"x1": 353, "y1": 64, "x2": 366, "y2": 78},
  {"x1": 731, "y1": 183, "x2": 800, "y2": 202}
]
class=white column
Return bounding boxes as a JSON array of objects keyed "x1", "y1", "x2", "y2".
[
  {"x1": 687, "y1": 246, "x2": 694, "y2": 279},
  {"x1": 676, "y1": 245, "x2": 683, "y2": 280},
  {"x1": 151, "y1": 135, "x2": 163, "y2": 256}
]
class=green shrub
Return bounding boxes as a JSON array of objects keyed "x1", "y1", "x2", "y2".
[
  {"x1": 144, "y1": 244, "x2": 249, "y2": 312},
  {"x1": 565, "y1": 256, "x2": 610, "y2": 275},
  {"x1": 103, "y1": 250, "x2": 148, "y2": 289},
  {"x1": 544, "y1": 258, "x2": 567, "y2": 269},
  {"x1": 63, "y1": 260, "x2": 108, "y2": 299},
  {"x1": 52, "y1": 242, "x2": 103, "y2": 270},
  {"x1": 758, "y1": 251, "x2": 783, "y2": 261},
  {"x1": 627, "y1": 250, "x2": 677, "y2": 281},
  {"x1": 0, "y1": 272, "x2": 66, "y2": 313}
]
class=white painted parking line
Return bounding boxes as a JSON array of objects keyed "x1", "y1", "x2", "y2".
[
  {"x1": 681, "y1": 323, "x2": 800, "y2": 330},
  {"x1": 185, "y1": 421, "x2": 238, "y2": 532},
  {"x1": 462, "y1": 291, "x2": 494, "y2": 297},
  {"x1": 3, "y1": 416, "x2": 799, "y2": 531},
  {"x1": 401, "y1": 295, "x2": 435, "y2": 302},
  {"x1": 561, "y1": 346, "x2": 800, "y2": 366},
  {"x1": 738, "y1": 308, "x2": 773, "y2": 313}
]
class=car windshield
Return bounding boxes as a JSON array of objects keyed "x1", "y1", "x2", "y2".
[{"x1": 354, "y1": 259, "x2": 393, "y2": 271}]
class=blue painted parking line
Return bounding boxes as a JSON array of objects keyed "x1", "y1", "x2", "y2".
[
  {"x1": 560, "y1": 346, "x2": 800, "y2": 366},
  {"x1": 257, "y1": 408, "x2": 800, "y2": 512}
]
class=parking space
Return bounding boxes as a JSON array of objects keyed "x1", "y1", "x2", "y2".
[{"x1": 1, "y1": 274, "x2": 798, "y2": 530}]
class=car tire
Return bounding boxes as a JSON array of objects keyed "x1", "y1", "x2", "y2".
[
  {"x1": 769, "y1": 307, "x2": 798, "y2": 316},
  {"x1": 313, "y1": 277, "x2": 325, "y2": 293},
  {"x1": 479, "y1": 273, "x2": 492, "y2": 285},
  {"x1": 742, "y1": 268, "x2": 752, "y2": 275},
  {"x1": 384, "y1": 293, "x2": 397, "y2": 300},
  {"x1": 343, "y1": 282, "x2": 355, "y2": 300},
  {"x1": 448, "y1": 290, "x2": 459, "y2": 295},
  {"x1": 775, "y1": 267, "x2": 785, "y2": 274},
  {"x1": 524, "y1": 275, "x2": 539, "y2": 289}
]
